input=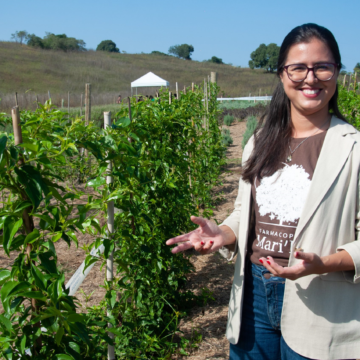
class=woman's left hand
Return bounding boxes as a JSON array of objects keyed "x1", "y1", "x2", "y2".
[{"x1": 260, "y1": 251, "x2": 326, "y2": 281}]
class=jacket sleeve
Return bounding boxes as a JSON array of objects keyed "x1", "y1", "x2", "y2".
[
  {"x1": 336, "y1": 167, "x2": 360, "y2": 284},
  {"x1": 218, "y1": 136, "x2": 254, "y2": 261}
]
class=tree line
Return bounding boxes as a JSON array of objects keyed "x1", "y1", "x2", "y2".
[
  {"x1": 10, "y1": 31, "x2": 225, "y2": 64},
  {"x1": 11, "y1": 31, "x2": 360, "y2": 71}
]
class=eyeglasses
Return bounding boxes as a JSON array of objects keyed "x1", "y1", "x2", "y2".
[{"x1": 283, "y1": 63, "x2": 338, "y2": 82}]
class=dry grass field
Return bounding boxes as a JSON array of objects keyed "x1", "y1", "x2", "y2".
[{"x1": 0, "y1": 41, "x2": 278, "y2": 112}]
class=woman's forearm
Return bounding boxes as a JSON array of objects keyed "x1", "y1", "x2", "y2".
[
  {"x1": 219, "y1": 225, "x2": 236, "y2": 246},
  {"x1": 320, "y1": 249, "x2": 355, "y2": 273}
]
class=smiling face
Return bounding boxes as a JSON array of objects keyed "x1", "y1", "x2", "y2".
[{"x1": 280, "y1": 38, "x2": 339, "y2": 119}]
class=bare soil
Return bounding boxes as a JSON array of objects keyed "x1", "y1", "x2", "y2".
[{"x1": 0, "y1": 120, "x2": 247, "y2": 359}]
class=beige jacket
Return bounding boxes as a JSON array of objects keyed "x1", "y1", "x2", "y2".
[{"x1": 220, "y1": 116, "x2": 360, "y2": 359}]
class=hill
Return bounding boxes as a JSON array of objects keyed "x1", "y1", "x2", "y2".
[{"x1": 0, "y1": 41, "x2": 278, "y2": 111}]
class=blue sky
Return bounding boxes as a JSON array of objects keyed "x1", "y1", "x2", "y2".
[{"x1": 1, "y1": 0, "x2": 359, "y2": 70}]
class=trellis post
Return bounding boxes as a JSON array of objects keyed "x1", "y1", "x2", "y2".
[
  {"x1": 210, "y1": 71, "x2": 217, "y2": 84},
  {"x1": 104, "y1": 111, "x2": 115, "y2": 360},
  {"x1": 85, "y1": 84, "x2": 91, "y2": 125}
]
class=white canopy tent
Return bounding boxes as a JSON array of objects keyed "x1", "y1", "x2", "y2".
[{"x1": 131, "y1": 72, "x2": 169, "y2": 96}]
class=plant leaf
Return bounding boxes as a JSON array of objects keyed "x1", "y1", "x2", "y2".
[{"x1": 3, "y1": 217, "x2": 23, "y2": 256}]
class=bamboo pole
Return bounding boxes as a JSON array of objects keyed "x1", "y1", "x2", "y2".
[
  {"x1": 348, "y1": 74, "x2": 352, "y2": 91},
  {"x1": 104, "y1": 111, "x2": 115, "y2": 360},
  {"x1": 183, "y1": 86, "x2": 186, "y2": 94},
  {"x1": 192, "y1": 82, "x2": 194, "y2": 92},
  {"x1": 169, "y1": 91, "x2": 172, "y2": 104},
  {"x1": 343, "y1": 74, "x2": 347, "y2": 87},
  {"x1": 68, "y1": 91, "x2": 70, "y2": 120},
  {"x1": 15, "y1": 92, "x2": 18, "y2": 107},
  {"x1": 176, "y1": 82, "x2": 179, "y2": 100}
]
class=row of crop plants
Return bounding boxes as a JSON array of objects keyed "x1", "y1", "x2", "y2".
[{"x1": 0, "y1": 83, "x2": 226, "y2": 359}]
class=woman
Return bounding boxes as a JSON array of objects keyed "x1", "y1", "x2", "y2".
[{"x1": 166, "y1": 23, "x2": 360, "y2": 360}]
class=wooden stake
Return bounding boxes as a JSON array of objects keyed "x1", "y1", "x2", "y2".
[
  {"x1": 127, "y1": 98, "x2": 136, "y2": 235},
  {"x1": 128, "y1": 97, "x2": 132, "y2": 121},
  {"x1": 183, "y1": 86, "x2": 186, "y2": 94},
  {"x1": 104, "y1": 111, "x2": 115, "y2": 360},
  {"x1": 15, "y1": 92, "x2": 18, "y2": 107},
  {"x1": 204, "y1": 79, "x2": 207, "y2": 129},
  {"x1": 68, "y1": 91, "x2": 70, "y2": 120},
  {"x1": 210, "y1": 72, "x2": 217, "y2": 83},
  {"x1": 343, "y1": 74, "x2": 346, "y2": 87},
  {"x1": 85, "y1": 84, "x2": 91, "y2": 125},
  {"x1": 80, "y1": 94, "x2": 83, "y2": 117},
  {"x1": 192, "y1": 83, "x2": 194, "y2": 92},
  {"x1": 354, "y1": 72, "x2": 357, "y2": 93},
  {"x1": 169, "y1": 91, "x2": 172, "y2": 104},
  {"x1": 11, "y1": 106, "x2": 40, "y2": 352},
  {"x1": 176, "y1": 82, "x2": 179, "y2": 100},
  {"x1": 12, "y1": 106, "x2": 22, "y2": 147}
]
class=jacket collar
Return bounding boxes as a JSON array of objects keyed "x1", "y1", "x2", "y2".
[{"x1": 293, "y1": 116, "x2": 356, "y2": 244}]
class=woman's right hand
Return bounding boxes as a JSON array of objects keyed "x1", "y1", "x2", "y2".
[{"x1": 166, "y1": 216, "x2": 234, "y2": 255}]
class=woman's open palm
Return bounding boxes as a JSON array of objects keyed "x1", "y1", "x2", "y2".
[{"x1": 166, "y1": 216, "x2": 226, "y2": 255}]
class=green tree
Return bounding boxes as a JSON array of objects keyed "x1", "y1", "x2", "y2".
[
  {"x1": 168, "y1": 44, "x2": 194, "y2": 60},
  {"x1": 249, "y1": 43, "x2": 280, "y2": 72},
  {"x1": 151, "y1": 50, "x2": 168, "y2": 56},
  {"x1": 209, "y1": 56, "x2": 223, "y2": 64},
  {"x1": 41, "y1": 33, "x2": 86, "y2": 51},
  {"x1": 27, "y1": 34, "x2": 44, "y2": 48},
  {"x1": 96, "y1": 40, "x2": 120, "y2": 53},
  {"x1": 10, "y1": 30, "x2": 29, "y2": 44},
  {"x1": 354, "y1": 62, "x2": 360, "y2": 73}
]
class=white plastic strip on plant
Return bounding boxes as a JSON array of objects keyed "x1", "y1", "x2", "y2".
[
  {"x1": 65, "y1": 244, "x2": 105, "y2": 296},
  {"x1": 65, "y1": 209, "x2": 123, "y2": 296}
]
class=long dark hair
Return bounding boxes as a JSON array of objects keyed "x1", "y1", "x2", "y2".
[{"x1": 242, "y1": 23, "x2": 346, "y2": 183}]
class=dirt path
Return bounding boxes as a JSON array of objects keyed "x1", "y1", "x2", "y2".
[{"x1": 174, "y1": 120, "x2": 247, "y2": 360}]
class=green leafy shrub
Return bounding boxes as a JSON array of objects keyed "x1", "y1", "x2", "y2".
[
  {"x1": 221, "y1": 128, "x2": 233, "y2": 146},
  {"x1": 219, "y1": 102, "x2": 267, "y2": 124},
  {"x1": 223, "y1": 115, "x2": 235, "y2": 126},
  {"x1": 242, "y1": 115, "x2": 258, "y2": 149},
  {"x1": 338, "y1": 84, "x2": 360, "y2": 130},
  {"x1": 0, "y1": 83, "x2": 225, "y2": 359}
]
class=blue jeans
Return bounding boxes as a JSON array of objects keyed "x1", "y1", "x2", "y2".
[{"x1": 229, "y1": 261, "x2": 318, "y2": 360}]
